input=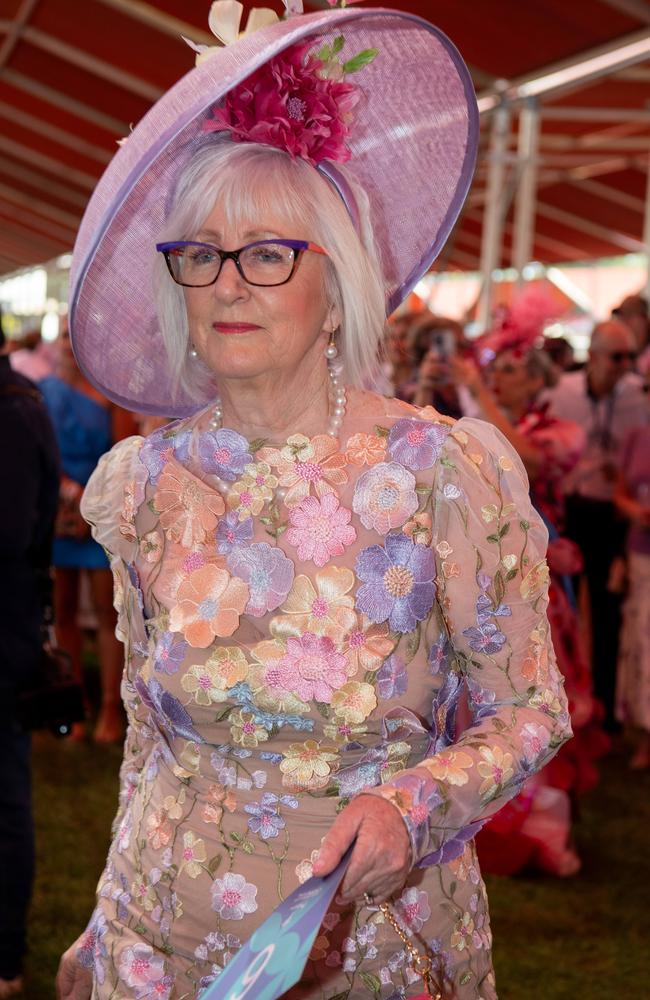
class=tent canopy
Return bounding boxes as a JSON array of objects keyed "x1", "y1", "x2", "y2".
[{"x1": 0, "y1": 0, "x2": 649, "y2": 276}]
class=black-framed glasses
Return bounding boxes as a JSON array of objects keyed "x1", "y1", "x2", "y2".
[{"x1": 156, "y1": 239, "x2": 328, "y2": 288}]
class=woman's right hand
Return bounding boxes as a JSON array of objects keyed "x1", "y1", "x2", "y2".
[{"x1": 56, "y1": 939, "x2": 92, "y2": 1000}]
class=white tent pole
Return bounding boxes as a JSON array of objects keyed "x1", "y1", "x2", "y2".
[
  {"x1": 478, "y1": 99, "x2": 510, "y2": 331},
  {"x1": 512, "y1": 99, "x2": 540, "y2": 282},
  {"x1": 477, "y1": 28, "x2": 650, "y2": 113}
]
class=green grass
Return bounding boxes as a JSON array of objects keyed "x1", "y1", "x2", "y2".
[{"x1": 24, "y1": 738, "x2": 650, "y2": 999}]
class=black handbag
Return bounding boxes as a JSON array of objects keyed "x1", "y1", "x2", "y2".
[{"x1": 16, "y1": 633, "x2": 85, "y2": 737}]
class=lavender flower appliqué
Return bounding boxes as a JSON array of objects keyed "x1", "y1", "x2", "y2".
[{"x1": 355, "y1": 533, "x2": 435, "y2": 633}]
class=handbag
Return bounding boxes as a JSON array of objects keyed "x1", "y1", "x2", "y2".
[
  {"x1": 377, "y1": 899, "x2": 443, "y2": 1000},
  {"x1": 55, "y1": 475, "x2": 91, "y2": 540},
  {"x1": 16, "y1": 624, "x2": 86, "y2": 737}
]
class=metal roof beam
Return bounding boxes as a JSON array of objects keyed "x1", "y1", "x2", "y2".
[
  {"x1": 478, "y1": 28, "x2": 650, "y2": 112},
  {"x1": 0, "y1": 137, "x2": 97, "y2": 189},
  {"x1": 0, "y1": 0, "x2": 40, "y2": 72},
  {"x1": 541, "y1": 106, "x2": 650, "y2": 122},
  {"x1": 3, "y1": 69, "x2": 128, "y2": 135},
  {"x1": 0, "y1": 100, "x2": 112, "y2": 164},
  {"x1": 0, "y1": 200, "x2": 76, "y2": 244},
  {"x1": 94, "y1": 0, "x2": 213, "y2": 44},
  {"x1": 535, "y1": 200, "x2": 644, "y2": 251},
  {"x1": 598, "y1": 0, "x2": 650, "y2": 23},
  {"x1": 566, "y1": 177, "x2": 646, "y2": 212},
  {"x1": 0, "y1": 156, "x2": 89, "y2": 209},
  {"x1": 22, "y1": 26, "x2": 163, "y2": 102},
  {"x1": 0, "y1": 181, "x2": 80, "y2": 230},
  {"x1": 0, "y1": 219, "x2": 64, "y2": 257}
]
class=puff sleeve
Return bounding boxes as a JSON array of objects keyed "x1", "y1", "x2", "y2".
[
  {"x1": 81, "y1": 436, "x2": 155, "y2": 833},
  {"x1": 363, "y1": 417, "x2": 573, "y2": 866}
]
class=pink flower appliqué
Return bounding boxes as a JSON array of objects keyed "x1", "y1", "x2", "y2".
[
  {"x1": 277, "y1": 632, "x2": 351, "y2": 703},
  {"x1": 203, "y1": 41, "x2": 360, "y2": 165},
  {"x1": 286, "y1": 493, "x2": 356, "y2": 567}
]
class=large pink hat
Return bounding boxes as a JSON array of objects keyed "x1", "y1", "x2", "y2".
[{"x1": 69, "y1": 5, "x2": 478, "y2": 415}]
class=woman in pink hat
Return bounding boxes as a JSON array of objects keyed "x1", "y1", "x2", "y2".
[{"x1": 57, "y1": 4, "x2": 570, "y2": 998}]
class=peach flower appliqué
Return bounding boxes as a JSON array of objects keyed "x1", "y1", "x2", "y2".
[
  {"x1": 344, "y1": 431, "x2": 387, "y2": 467},
  {"x1": 270, "y1": 565, "x2": 356, "y2": 643},
  {"x1": 169, "y1": 564, "x2": 248, "y2": 647},
  {"x1": 154, "y1": 461, "x2": 224, "y2": 548},
  {"x1": 259, "y1": 433, "x2": 347, "y2": 508}
]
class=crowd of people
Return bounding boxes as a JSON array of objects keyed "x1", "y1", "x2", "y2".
[
  {"x1": 386, "y1": 292, "x2": 650, "y2": 791},
  {"x1": 0, "y1": 4, "x2": 648, "y2": 998}
]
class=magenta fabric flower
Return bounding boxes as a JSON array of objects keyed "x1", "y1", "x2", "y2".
[
  {"x1": 276, "y1": 632, "x2": 350, "y2": 703},
  {"x1": 203, "y1": 42, "x2": 360, "y2": 165},
  {"x1": 286, "y1": 492, "x2": 356, "y2": 567}
]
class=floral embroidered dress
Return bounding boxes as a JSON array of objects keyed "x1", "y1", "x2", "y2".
[{"x1": 79, "y1": 394, "x2": 570, "y2": 1000}]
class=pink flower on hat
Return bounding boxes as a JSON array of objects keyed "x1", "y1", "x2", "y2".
[{"x1": 203, "y1": 41, "x2": 360, "y2": 165}]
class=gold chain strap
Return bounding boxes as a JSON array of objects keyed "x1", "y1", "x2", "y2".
[{"x1": 377, "y1": 900, "x2": 442, "y2": 1000}]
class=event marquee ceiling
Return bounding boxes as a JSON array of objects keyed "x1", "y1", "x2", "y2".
[{"x1": 0, "y1": 0, "x2": 649, "y2": 276}]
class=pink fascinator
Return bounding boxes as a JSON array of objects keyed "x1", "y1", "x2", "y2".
[
  {"x1": 69, "y1": 3, "x2": 479, "y2": 415},
  {"x1": 477, "y1": 287, "x2": 564, "y2": 367}
]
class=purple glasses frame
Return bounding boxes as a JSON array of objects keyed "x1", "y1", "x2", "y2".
[{"x1": 156, "y1": 238, "x2": 328, "y2": 288}]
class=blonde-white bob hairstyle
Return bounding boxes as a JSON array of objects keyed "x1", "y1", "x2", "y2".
[{"x1": 154, "y1": 138, "x2": 387, "y2": 403}]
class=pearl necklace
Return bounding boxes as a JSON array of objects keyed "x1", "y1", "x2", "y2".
[{"x1": 208, "y1": 364, "x2": 347, "y2": 503}]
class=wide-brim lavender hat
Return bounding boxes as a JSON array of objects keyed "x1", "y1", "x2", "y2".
[{"x1": 69, "y1": 5, "x2": 478, "y2": 416}]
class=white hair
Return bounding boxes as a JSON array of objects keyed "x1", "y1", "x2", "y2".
[{"x1": 154, "y1": 139, "x2": 387, "y2": 403}]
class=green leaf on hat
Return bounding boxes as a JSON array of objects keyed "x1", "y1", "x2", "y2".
[
  {"x1": 342, "y1": 48, "x2": 379, "y2": 74},
  {"x1": 332, "y1": 36, "x2": 345, "y2": 55}
]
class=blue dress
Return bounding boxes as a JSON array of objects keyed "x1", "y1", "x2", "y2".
[{"x1": 39, "y1": 376, "x2": 112, "y2": 569}]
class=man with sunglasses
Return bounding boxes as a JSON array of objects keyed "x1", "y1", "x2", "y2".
[{"x1": 545, "y1": 319, "x2": 649, "y2": 731}]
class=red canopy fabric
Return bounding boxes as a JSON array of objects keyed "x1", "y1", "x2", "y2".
[{"x1": 0, "y1": 0, "x2": 648, "y2": 274}]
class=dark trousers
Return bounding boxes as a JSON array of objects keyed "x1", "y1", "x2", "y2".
[
  {"x1": 565, "y1": 495, "x2": 626, "y2": 729},
  {"x1": 0, "y1": 725, "x2": 34, "y2": 979}
]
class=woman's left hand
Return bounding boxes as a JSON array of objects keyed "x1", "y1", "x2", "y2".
[{"x1": 311, "y1": 794, "x2": 412, "y2": 904}]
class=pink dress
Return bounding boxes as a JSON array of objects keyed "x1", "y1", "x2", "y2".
[{"x1": 79, "y1": 394, "x2": 570, "y2": 999}]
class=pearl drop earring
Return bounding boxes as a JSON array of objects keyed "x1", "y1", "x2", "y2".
[
  {"x1": 324, "y1": 330, "x2": 338, "y2": 360},
  {"x1": 189, "y1": 346, "x2": 198, "y2": 359}
]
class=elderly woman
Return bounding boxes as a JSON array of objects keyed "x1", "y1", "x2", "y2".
[{"x1": 58, "y1": 5, "x2": 570, "y2": 999}]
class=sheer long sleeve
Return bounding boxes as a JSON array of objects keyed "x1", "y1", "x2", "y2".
[{"x1": 363, "y1": 418, "x2": 573, "y2": 866}]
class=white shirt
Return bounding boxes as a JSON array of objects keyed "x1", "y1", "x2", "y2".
[{"x1": 543, "y1": 369, "x2": 648, "y2": 501}]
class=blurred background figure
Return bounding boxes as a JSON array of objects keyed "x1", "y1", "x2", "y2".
[
  {"x1": 383, "y1": 308, "x2": 429, "y2": 395},
  {"x1": 7, "y1": 326, "x2": 55, "y2": 384},
  {"x1": 39, "y1": 325, "x2": 136, "y2": 744},
  {"x1": 613, "y1": 381, "x2": 650, "y2": 769},
  {"x1": 543, "y1": 334, "x2": 576, "y2": 373},
  {"x1": 545, "y1": 319, "x2": 648, "y2": 731},
  {"x1": 0, "y1": 315, "x2": 59, "y2": 998},
  {"x1": 453, "y1": 293, "x2": 607, "y2": 876},
  {"x1": 404, "y1": 314, "x2": 479, "y2": 418},
  {"x1": 612, "y1": 293, "x2": 650, "y2": 375}
]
